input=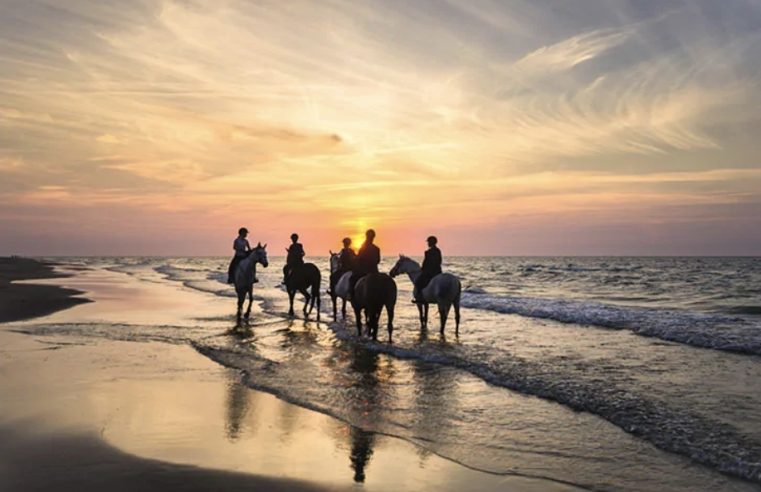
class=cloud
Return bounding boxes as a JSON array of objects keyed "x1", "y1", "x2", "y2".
[{"x1": 0, "y1": 0, "x2": 760, "y2": 254}]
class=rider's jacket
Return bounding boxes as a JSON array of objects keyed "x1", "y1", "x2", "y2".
[
  {"x1": 356, "y1": 242, "x2": 380, "y2": 275},
  {"x1": 338, "y1": 248, "x2": 356, "y2": 272},
  {"x1": 286, "y1": 243, "x2": 305, "y2": 266},
  {"x1": 422, "y1": 246, "x2": 442, "y2": 277}
]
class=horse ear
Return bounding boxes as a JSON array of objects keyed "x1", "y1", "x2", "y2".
[
  {"x1": 399, "y1": 253, "x2": 402, "y2": 258},
  {"x1": 257, "y1": 242, "x2": 262, "y2": 247},
  {"x1": 263, "y1": 243, "x2": 267, "y2": 249},
  {"x1": 330, "y1": 250, "x2": 334, "y2": 255}
]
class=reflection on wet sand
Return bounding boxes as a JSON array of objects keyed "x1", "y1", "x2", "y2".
[
  {"x1": 225, "y1": 377, "x2": 253, "y2": 441},
  {"x1": 410, "y1": 359, "x2": 456, "y2": 462},
  {"x1": 345, "y1": 347, "x2": 383, "y2": 482},
  {"x1": 350, "y1": 427, "x2": 375, "y2": 483}
]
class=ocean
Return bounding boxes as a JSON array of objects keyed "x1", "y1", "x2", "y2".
[{"x1": 32, "y1": 256, "x2": 761, "y2": 491}]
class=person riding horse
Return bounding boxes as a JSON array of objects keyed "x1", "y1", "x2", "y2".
[
  {"x1": 329, "y1": 237, "x2": 356, "y2": 295},
  {"x1": 350, "y1": 229, "x2": 380, "y2": 298},
  {"x1": 228, "y1": 227, "x2": 252, "y2": 284},
  {"x1": 412, "y1": 236, "x2": 442, "y2": 303},
  {"x1": 282, "y1": 233, "x2": 305, "y2": 284}
]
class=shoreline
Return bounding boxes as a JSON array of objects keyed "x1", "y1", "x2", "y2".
[
  {"x1": 0, "y1": 257, "x2": 579, "y2": 492},
  {"x1": 0, "y1": 257, "x2": 91, "y2": 323},
  {"x1": 0, "y1": 257, "x2": 339, "y2": 492}
]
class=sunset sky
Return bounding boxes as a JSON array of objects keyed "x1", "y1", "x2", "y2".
[{"x1": 1, "y1": 0, "x2": 760, "y2": 256}]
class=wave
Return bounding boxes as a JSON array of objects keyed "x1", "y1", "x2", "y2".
[
  {"x1": 459, "y1": 292, "x2": 761, "y2": 356},
  {"x1": 725, "y1": 305, "x2": 761, "y2": 316},
  {"x1": 189, "y1": 322, "x2": 761, "y2": 486},
  {"x1": 371, "y1": 341, "x2": 761, "y2": 484},
  {"x1": 154, "y1": 264, "x2": 236, "y2": 298}
]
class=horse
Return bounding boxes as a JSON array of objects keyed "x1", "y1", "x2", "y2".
[
  {"x1": 389, "y1": 255, "x2": 461, "y2": 335},
  {"x1": 284, "y1": 262, "x2": 321, "y2": 320},
  {"x1": 328, "y1": 251, "x2": 352, "y2": 321},
  {"x1": 352, "y1": 273, "x2": 397, "y2": 341},
  {"x1": 233, "y1": 243, "x2": 269, "y2": 323}
]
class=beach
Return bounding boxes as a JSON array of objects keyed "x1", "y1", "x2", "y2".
[
  {"x1": 0, "y1": 257, "x2": 91, "y2": 324},
  {"x1": 0, "y1": 257, "x2": 580, "y2": 492}
]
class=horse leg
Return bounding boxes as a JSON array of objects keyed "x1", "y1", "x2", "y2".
[
  {"x1": 331, "y1": 294, "x2": 337, "y2": 321},
  {"x1": 308, "y1": 285, "x2": 317, "y2": 315},
  {"x1": 417, "y1": 303, "x2": 424, "y2": 329},
  {"x1": 370, "y1": 310, "x2": 379, "y2": 340},
  {"x1": 300, "y1": 288, "x2": 310, "y2": 317},
  {"x1": 424, "y1": 304, "x2": 429, "y2": 328},
  {"x1": 341, "y1": 298, "x2": 346, "y2": 320},
  {"x1": 438, "y1": 302, "x2": 451, "y2": 335},
  {"x1": 313, "y1": 285, "x2": 320, "y2": 322},
  {"x1": 236, "y1": 291, "x2": 243, "y2": 322},
  {"x1": 288, "y1": 289, "x2": 295, "y2": 317},
  {"x1": 454, "y1": 298, "x2": 461, "y2": 336},
  {"x1": 387, "y1": 304, "x2": 395, "y2": 342},
  {"x1": 353, "y1": 304, "x2": 363, "y2": 336},
  {"x1": 244, "y1": 287, "x2": 253, "y2": 320}
]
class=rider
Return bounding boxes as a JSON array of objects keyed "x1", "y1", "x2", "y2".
[
  {"x1": 282, "y1": 233, "x2": 305, "y2": 284},
  {"x1": 349, "y1": 229, "x2": 380, "y2": 298},
  {"x1": 412, "y1": 235, "x2": 442, "y2": 303},
  {"x1": 329, "y1": 237, "x2": 356, "y2": 295},
  {"x1": 227, "y1": 227, "x2": 251, "y2": 284}
]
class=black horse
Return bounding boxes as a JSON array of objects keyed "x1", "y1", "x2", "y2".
[
  {"x1": 285, "y1": 263, "x2": 321, "y2": 320},
  {"x1": 352, "y1": 273, "x2": 397, "y2": 340}
]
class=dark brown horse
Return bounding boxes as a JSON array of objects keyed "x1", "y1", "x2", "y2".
[
  {"x1": 352, "y1": 273, "x2": 397, "y2": 340},
  {"x1": 285, "y1": 263, "x2": 321, "y2": 320}
]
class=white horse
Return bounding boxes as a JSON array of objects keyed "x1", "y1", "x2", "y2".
[
  {"x1": 328, "y1": 251, "x2": 352, "y2": 321},
  {"x1": 389, "y1": 255, "x2": 461, "y2": 335},
  {"x1": 234, "y1": 243, "x2": 268, "y2": 323}
]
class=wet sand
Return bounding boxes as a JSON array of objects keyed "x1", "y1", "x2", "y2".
[
  {"x1": 0, "y1": 259, "x2": 579, "y2": 492},
  {"x1": 0, "y1": 257, "x2": 91, "y2": 323}
]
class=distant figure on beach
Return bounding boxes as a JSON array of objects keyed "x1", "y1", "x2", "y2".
[
  {"x1": 227, "y1": 227, "x2": 251, "y2": 284},
  {"x1": 349, "y1": 229, "x2": 381, "y2": 297},
  {"x1": 282, "y1": 233, "x2": 305, "y2": 284},
  {"x1": 412, "y1": 236, "x2": 442, "y2": 303},
  {"x1": 329, "y1": 237, "x2": 356, "y2": 295}
]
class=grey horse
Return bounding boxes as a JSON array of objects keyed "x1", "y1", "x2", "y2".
[
  {"x1": 329, "y1": 251, "x2": 352, "y2": 321},
  {"x1": 233, "y1": 243, "x2": 268, "y2": 323},
  {"x1": 390, "y1": 255, "x2": 461, "y2": 335}
]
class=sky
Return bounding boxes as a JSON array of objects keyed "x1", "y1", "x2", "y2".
[{"x1": 1, "y1": 0, "x2": 760, "y2": 256}]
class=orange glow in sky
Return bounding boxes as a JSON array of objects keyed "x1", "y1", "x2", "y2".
[{"x1": 1, "y1": 1, "x2": 760, "y2": 255}]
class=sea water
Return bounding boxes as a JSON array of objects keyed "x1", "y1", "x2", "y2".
[{"x1": 27, "y1": 256, "x2": 761, "y2": 491}]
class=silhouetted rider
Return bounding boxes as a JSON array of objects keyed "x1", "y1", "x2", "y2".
[
  {"x1": 413, "y1": 235, "x2": 442, "y2": 303},
  {"x1": 350, "y1": 229, "x2": 380, "y2": 298},
  {"x1": 329, "y1": 237, "x2": 356, "y2": 295},
  {"x1": 282, "y1": 233, "x2": 305, "y2": 284},
  {"x1": 228, "y1": 227, "x2": 251, "y2": 284}
]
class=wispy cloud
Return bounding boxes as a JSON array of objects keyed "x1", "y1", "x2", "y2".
[{"x1": 0, "y1": 0, "x2": 760, "y2": 254}]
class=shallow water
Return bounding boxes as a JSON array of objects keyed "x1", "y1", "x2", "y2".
[{"x1": 15, "y1": 255, "x2": 761, "y2": 491}]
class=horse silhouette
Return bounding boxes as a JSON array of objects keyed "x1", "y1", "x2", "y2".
[
  {"x1": 284, "y1": 263, "x2": 321, "y2": 320},
  {"x1": 329, "y1": 251, "x2": 352, "y2": 321},
  {"x1": 352, "y1": 273, "x2": 396, "y2": 341},
  {"x1": 233, "y1": 243, "x2": 268, "y2": 323},
  {"x1": 390, "y1": 255, "x2": 461, "y2": 335}
]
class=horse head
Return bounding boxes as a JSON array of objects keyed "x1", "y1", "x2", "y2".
[
  {"x1": 329, "y1": 250, "x2": 340, "y2": 273},
  {"x1": 390, "y1": 254, "x2": 417, "y2": 277},
  {"x1": 253, "y1": 242, "x2": 269, "y2": 268}
]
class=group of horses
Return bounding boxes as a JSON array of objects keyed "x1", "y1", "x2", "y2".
[{"x1": 231, "y1": 243, "x2": 462, "y2": 340}]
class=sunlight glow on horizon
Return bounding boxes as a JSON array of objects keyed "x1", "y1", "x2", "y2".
[{"x1": 1, "y1": 0, "x2": 760, "y2": 256}]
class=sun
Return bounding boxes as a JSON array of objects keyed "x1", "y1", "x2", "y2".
[
  {"x1": 351, "y1": 233, "x2": 365, "y2": 250},
  {"x1": 350, "y1": 219, "x2": 369, "y2": 250}
]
